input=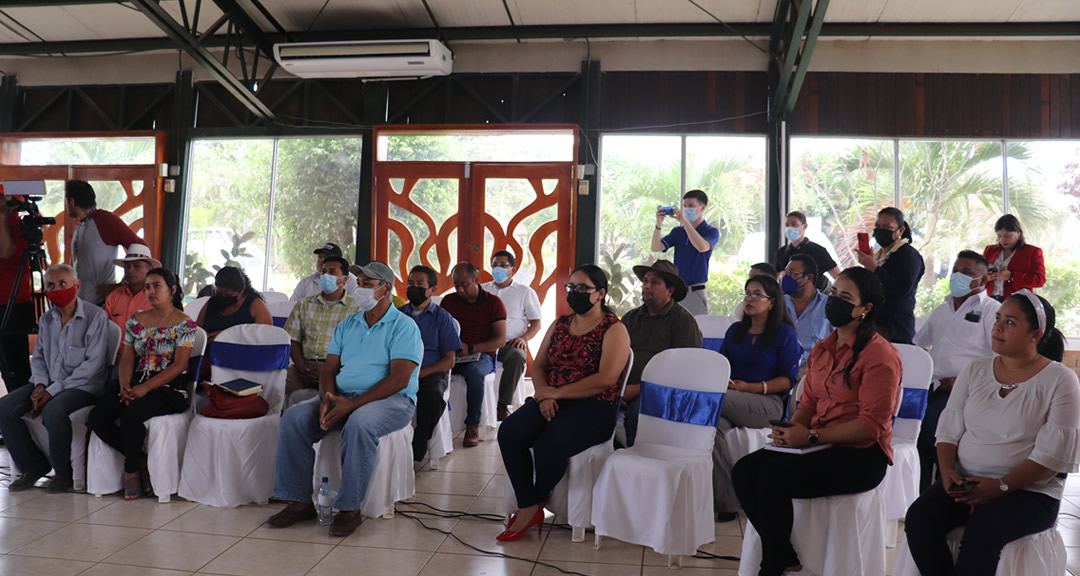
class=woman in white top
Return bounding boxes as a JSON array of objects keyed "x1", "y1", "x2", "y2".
[{"x1": 905, "y1": 290, "x2": 1079, "y2": 576}]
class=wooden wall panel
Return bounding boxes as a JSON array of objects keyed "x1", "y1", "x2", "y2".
[{"x1": 599, "y1": 71, "x2": 768, "y2": 134}]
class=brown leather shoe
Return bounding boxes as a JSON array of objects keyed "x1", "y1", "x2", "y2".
[
  {"x1": 497, "y1": 404, "x2": 510, "y2": 421},
  {"x1": 463, "y1": 424, "x2": 481, "y2": 447},
  {"x1": 328, "y1": 509, "x2": 364, "y2": 537},
  {"x1": 268, "y1": 502, "x2": 317, "y2": 528}
]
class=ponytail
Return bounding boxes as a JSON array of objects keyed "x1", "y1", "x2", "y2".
[{"x1": 1009, "y1": 292, "x2": 1067, "y2": 363}]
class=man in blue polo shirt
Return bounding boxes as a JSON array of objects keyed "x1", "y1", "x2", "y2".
[
  {"x1": 782, "y1": 255, "x2": 831, "y2": 369},
  {"x1": 400, "y1": 265, "x2": 461, "y2": 463},
  {"x1": 268, "y1": 261, "x2": 422, "y2": 538},
  {"x1": 652, "y1": 189, "x2": 719, "y2": 316}
]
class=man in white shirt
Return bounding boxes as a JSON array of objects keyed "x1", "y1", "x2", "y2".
[
  {"x1": 481, "y1": 250, "x2": 542, "y2": 421},
  {"x1": 290, "y1": 243, "x2": 359, "y2": 302},
  {"x1": 913, "y1": 250, "x2": 999, "y2": 492}
]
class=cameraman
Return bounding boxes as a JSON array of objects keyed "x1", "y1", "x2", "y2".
[
  {"x1": 0, "y1": 197, "x2": 35, "y2": 392},
  {"x1": 66, "y1": 181, "x2": 146, "y2": 306}
]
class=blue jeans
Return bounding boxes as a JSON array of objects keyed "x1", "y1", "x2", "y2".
[
  {"x1": 273, "y1": 393, "x2": 415, "y2": 511},
  {"x1": 452, "y1": 353, "x2": 494, "y2": 426},
  {"x1": 0, "y1": 385, "x2": 98, "y2": 479}
]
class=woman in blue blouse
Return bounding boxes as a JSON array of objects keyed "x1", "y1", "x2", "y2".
[{"x1": 714, "y1": 275, "x2": 802, "y2": 522}]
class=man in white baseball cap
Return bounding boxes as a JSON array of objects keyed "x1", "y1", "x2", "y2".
[{"x1": 105, "y1": 244, "x2": 161, "y2": 336}]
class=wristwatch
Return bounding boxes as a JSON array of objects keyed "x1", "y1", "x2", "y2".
[
  {"x1": 808, "y1": 429, "x2": 820, "y2": 445},
  {"x1": 999, "y1": 478, "x2": 1010, "y2": 493}
]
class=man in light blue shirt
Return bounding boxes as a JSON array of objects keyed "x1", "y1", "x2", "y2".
[
  {"x1": 270, "y1": 261, "x2": 422, "y2": 538},
  {"x1": 0, "y1": 264, "x2": 108, "y2": 493},
  {"x1": 782, "y1": 255, "x2": 832, "y2": 368}
]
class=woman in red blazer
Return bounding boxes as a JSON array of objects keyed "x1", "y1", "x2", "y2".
[{"x1": 983, "y1": 214, "x2": 1045, "y2": 301}]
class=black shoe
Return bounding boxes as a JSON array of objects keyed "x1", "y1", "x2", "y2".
[
  {"x1": 45, "y1": 475, "x2": 74, "y2": 494},
  {"x1": 8, "y1": 469, "x2": 48, "y2": 492},
  {"x1": 714, "y1": 511, "x2": 738, "y2": 523}
]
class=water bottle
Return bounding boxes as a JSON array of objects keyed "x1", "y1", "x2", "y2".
[{"x1": 317, "y1": 477, "x2": 336, "y2": 526}]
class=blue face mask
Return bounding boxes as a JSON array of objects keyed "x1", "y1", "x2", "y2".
[
  {"x1": 785, "y1": 227, "x2": 802, "y2": 243},
  {"x1": 949, "y1": 272, "x2": 976, "y2": 298},
  {"x1": 320, "y1": 274, "x2": 341, "y2": 294},
  {"x1": 491, "y1": 267, "x2": 510, "y2": 284},
  {"x1": 682, "y1": 207, "x2": 699, "y2": 222},
  {"x1": 781, "y1": 274, "x2": 800, "y2": 296}
]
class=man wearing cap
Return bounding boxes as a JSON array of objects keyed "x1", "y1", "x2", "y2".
[
  {"x1": 291, "y1": 243, "x2": 359, "y2": 303},
  {"x1": 349, "y1": 264, "x2": 407, "y2": 308},
  {"x1": 619, "y1": 260, "x2": 703, "y2": 447},
  {"x1": 269, "y1": 261, "x2": 422, "y2": 538},
  {"x1": 104, "y1": 244, "x2": 159, "y2": 339}
]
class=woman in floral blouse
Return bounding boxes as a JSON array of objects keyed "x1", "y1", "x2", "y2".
[{"x1": 89, "y1": 268, "x2": 196, "y2": 500}]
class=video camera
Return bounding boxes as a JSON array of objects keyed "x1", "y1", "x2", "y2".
[{"x1": 2, "y1": 180, "x2": 55, "y2": 249}]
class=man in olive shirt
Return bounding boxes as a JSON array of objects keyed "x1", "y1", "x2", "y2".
[{"x1": 620, "y1": 260, "x2": 703, "y2": 447}]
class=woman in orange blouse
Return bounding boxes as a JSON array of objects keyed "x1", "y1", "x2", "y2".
[{"x1": 732, "y1": 267, "x2": 902, "y2": 576}]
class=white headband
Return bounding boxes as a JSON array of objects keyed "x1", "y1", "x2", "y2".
[{"x1": 1014, "y1": 289, "x2": 1046, "y2": 333}]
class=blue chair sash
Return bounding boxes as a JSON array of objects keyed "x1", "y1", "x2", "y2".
[
  {"x1": 702, "y1": 338, "x2": 723, "y2": 353},
  {"x1": 639, "y1": 380, "x2": 725, "y2": 427},
  {"x1": 210, "y1": 342, "x2": 291, "y2": 371},
  {"x1": 897, "y1": 387, "x2": 928, "y2": 420},
  {"x1": 272, "y1": 316, "x2": 287, "y2": 328}
]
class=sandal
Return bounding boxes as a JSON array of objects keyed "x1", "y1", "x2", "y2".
[{"x1": 123, "y1": 472, "x2": 141, "y2": 500}]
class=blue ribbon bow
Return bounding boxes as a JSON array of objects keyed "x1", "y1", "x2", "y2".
[
  {"x1": 897, "y1": 387, "x2": 928, "y2": 420},
  {"x1": 272, "y1": 316, "x2": 287, "y2": 328},
  {"x1": 210, "y1": 342, "x2": 291, "y2": 371},
  {"x1": 639, "y1": 380, "x2": 725, "y2": 427},
  {"x1": 701, "y1": 337, "x2": 724, "y2": 353}
]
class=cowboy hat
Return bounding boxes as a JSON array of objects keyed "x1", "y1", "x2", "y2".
[
  {"x1": 632, "y1": 259, "x2": 688, "y2": 302},
  {"x1": 113, "y1": 244, "x2": 161, "y2": 269}
]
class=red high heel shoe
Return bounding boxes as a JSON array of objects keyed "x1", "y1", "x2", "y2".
[{"x1": 496, "y1": 505, "x2": 545, "y2": 542}]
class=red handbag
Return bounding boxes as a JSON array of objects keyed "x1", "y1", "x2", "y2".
[{"x1": 199, "y1": 382, "x2": 269, "y2": 419}]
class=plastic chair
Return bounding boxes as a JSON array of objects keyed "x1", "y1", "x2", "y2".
[
  {"x1": 892, "y1": 525, "x2": 1067, "y2": 576},
  {"x1": 694, "y1": 314, "x2": 735, "y2": 353},
  {"x1": 592, "y1": 348, "x2": 730, "y2": 567},
  {"x1": 879, "y1": 344, "x2": 933, "y2": 546},
  {"x1": 185, "y1": 296, "x2": 209, "y2": 324},
  {"x1": 177, "y1": 324, "x2": 291, "y2": 507},
  {"x1": 312, "y1": 421, "x2": 416, "y2": 520},
  {"x1": 267, "y1": 300, "x2": 296, "y2": 329},
  {"x1": 15, "y1": 321, "x2": 121, "y2": 492},
  {"x1": 502, "y1": 350, "x2": 634, "y2": 542},
  {"x1": 88, "y1": 326, "x2": 207, "y2": 502},
  {"x1": 262, "y1": 291, "x2": 288, "y2": 304},
  {"x1": 448, "y1": 317, "x2": 498, "y2": 435}
]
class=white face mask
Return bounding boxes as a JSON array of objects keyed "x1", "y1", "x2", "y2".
[{"x1": 354, "y1": 286, "x2": 383, "y2": 311}]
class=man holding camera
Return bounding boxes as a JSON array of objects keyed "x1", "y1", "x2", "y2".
[
  {"x1": 0, "y1": 197, "x2": 35, "y2": 393},
  {"x1": 651, "y1": 189, "x2": 719, "y2": 316}
]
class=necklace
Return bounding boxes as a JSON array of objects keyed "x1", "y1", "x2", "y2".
[{"x1": 999, "y1": 382, "x2": 1020, "y2": 390}]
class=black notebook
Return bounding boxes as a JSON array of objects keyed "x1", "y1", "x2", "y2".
[{"x1": 210, "y1": 378, "x2": 263, "y2": 397}]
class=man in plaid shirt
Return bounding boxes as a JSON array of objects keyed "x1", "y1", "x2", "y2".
[{"x1": 284, "y1": 256, "x2": 360, "y2": 402}]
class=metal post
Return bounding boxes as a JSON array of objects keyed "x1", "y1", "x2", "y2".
[
  {"x1": 1002, "y1": 140, "x2": 1010, "y2": 213},
  {"x1": 575, "y1": 59, "x2": 601, "y2": 267},
  {"x1": 894, "y1": 139, "x2": 901, "y2": 208},
  {"x1": 166, "y1": 70, "x2": 195, "y2": 274},
  {"x1": 263, "y1": 138, "x2": 280, "y2": 292}
]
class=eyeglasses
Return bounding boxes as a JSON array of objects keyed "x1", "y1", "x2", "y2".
[
  {"x1": 743, "y1": 292, "x2": 772, "y2": 301},
  {"x1": 783, "y1": 270, "x2": 804, "y2": 278},
  {"x1": 565, "y1": 283, "x2": 598, "y2": 294}
]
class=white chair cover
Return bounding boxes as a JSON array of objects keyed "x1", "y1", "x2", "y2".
[
  {"x1": 879, "y1": 344, "x2": 933, "y2": 544},
  {"x1": 448, "y1": 371, "x2": 497, "y2": 433},
  {"x1": 892, "y1": 525, "x2": 1067, "y2": 576},
  {"x1": 177, "y1": 324, "x2": 290, "y2": 507},
  {"x1": 739, "y1": 489, "x2": 888, "y2": 576},
  {"x1": 592, "y1": 348, "x2": 729, "y2": 557},
  {"x1": 88, "y1": 327, "x2": 207, "y2": 502},
  {"x1": 503, "y1": 351, "x2": 634, "y2": 542},
  {"x1": 262, "y1": 291, "x2": 288, "y2": 304},
  {"x1": 312, "y1": 424, "x2": 416, "y2": 519},
  {"x1": 694, "y1": 314, "x2": 735, "y2": 353},
  {"x1": 425, "y1": 387, "x2": 454, "y2": 466},
  {"x1": 493, "y1": 362, "x2": 527, "y2": 409},
  {"x1": 267, "y1": 300, "x2": 296, "y2": 329},
  {"x1": 185, "y1": 296, "x2": 209, "y2": 323}
]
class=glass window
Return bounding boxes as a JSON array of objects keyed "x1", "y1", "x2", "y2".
[
  {"x1": 15, "y1": 137, "x2": 156, "y2": 165},
  {"x1": 378, "y1": 130, "x2": 574, "y2": 162},
  {"x1": 899, "y1": 140, "x2": 1003, "y2": 318},
  {"x1": 1006, "y1": 141, "x2": 1080, "y2": 335}
]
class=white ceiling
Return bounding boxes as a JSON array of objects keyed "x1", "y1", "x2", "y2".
[{"x1": 0, "y1": 0, "x2": 1075, "y2": 45}]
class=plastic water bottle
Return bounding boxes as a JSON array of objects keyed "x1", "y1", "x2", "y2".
[{"x1": 317, "y1": 477, "x2": 336, "y2": 526}]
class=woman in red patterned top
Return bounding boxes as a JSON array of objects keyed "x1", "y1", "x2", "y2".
[{"x1": 496, "y1": 265, "x2": 630, "y2": 542}]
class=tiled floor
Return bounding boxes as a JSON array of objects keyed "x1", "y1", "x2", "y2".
[{"x1": 0, "y1": 432, "x2": 1078, "y2": 576}]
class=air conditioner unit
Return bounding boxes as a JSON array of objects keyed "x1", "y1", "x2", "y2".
[{"x1": 273, "y1": 39, "x2": 453, "y2": 79}]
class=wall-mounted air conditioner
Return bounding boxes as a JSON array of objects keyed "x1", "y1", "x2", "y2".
[{"x1": 273, "y1": 39, "x2": 453, "y2": 79}]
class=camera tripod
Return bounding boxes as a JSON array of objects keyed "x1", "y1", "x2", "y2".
[{"x1": 0, "y1": 242, "x2": 48, "y2": 391}]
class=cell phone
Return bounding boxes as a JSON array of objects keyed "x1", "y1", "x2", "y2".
[
  {"x1": 768, "y1": 419, "x2": 793, "y2": 428},
  {"x1": 988, "y1": 265, "x2": 999, "y2": 273},
  {"x1": 946, "y1": 480, "x2": 976, "y2": 495},
  {"x1": 657, "y1": 206, "x2": 676, "y2": 216},
  {"x1": 857, "y1": 232, "x2": 872, "y2": 255}
]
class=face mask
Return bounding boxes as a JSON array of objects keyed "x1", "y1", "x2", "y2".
[
  {"x1": 781, "y1": 274, "x2": 800, "y2": 296},
  {"x1": 682, "y1": 207, "x2": 699, "y2": 222},
  {"x1": 46, "y1": 285, "x2": 78, "y2": 309},
  {"x1": 949, "y1": 272, "x2": 976, "y2": 298},
  {"x1": 873, "y1": 228, "x2": 897, "y2": 249},
  {"x1": 354, "y1": 286, "x2": 382, "y2": 312},
  {"x1": 566, "y1": 292, "x2": 595, "y2": 315},
  {"x1": 825, "y1": 296, "x2": 858, "y2": 328},
  {"x1": 406, "y1": 286, "x2": 428, "y2": 307},
  {"x1": 209, "y1": 294, "x2": 238, "y2": 309},
  {"x1": 320, "y1": 274, "x2": 341, "y2": 294},
  {"x1": 785, "y1": 227, "x2": 802, "y2": 243},
  {"x1": 491, "y1": 267, "x2": 510, "y2": 284}
]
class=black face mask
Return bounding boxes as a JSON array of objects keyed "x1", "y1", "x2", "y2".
[
  {"x1": 825, "y1": 295, "x2": 858, "y2": 328},
  {"x1": 210, "y1": 293, "x2": 238, "y2": 307},
  {"x1": 873, "y1": 228, "x2": 897, "y2": 249},
  {"x1": 566, "y1": 292, "x2": 595, "y2": 315},
  {"x1": 406, "y1": 286, "x2": 429, "y2": 308}
]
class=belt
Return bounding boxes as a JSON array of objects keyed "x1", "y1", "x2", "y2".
[{"x1": 690, "y1": 284, "x2": 706, "y2": 292}]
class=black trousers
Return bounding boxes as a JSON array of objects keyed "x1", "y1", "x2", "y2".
[
  {"x1": 0, "y1": 301, "x2": 35, "y2": 393},
  {"x1": 412, "y1": 371, "x2": 449, "y2": 461},
  {"x1": 732, "y1": 444, "x2": 888, "y2": 576},
  {"x1": 905, "y1": 481, "x2": 1059, "y2": 576},
  {"x1": 88, "y1": 377, "x2": 189, "y2": 473},
  {"x1": 917, "y1": 386, "x2": 951, "y2": 493},
  {"x1": 498, "y1": 397, "x2": 617, "y2": 509}
]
